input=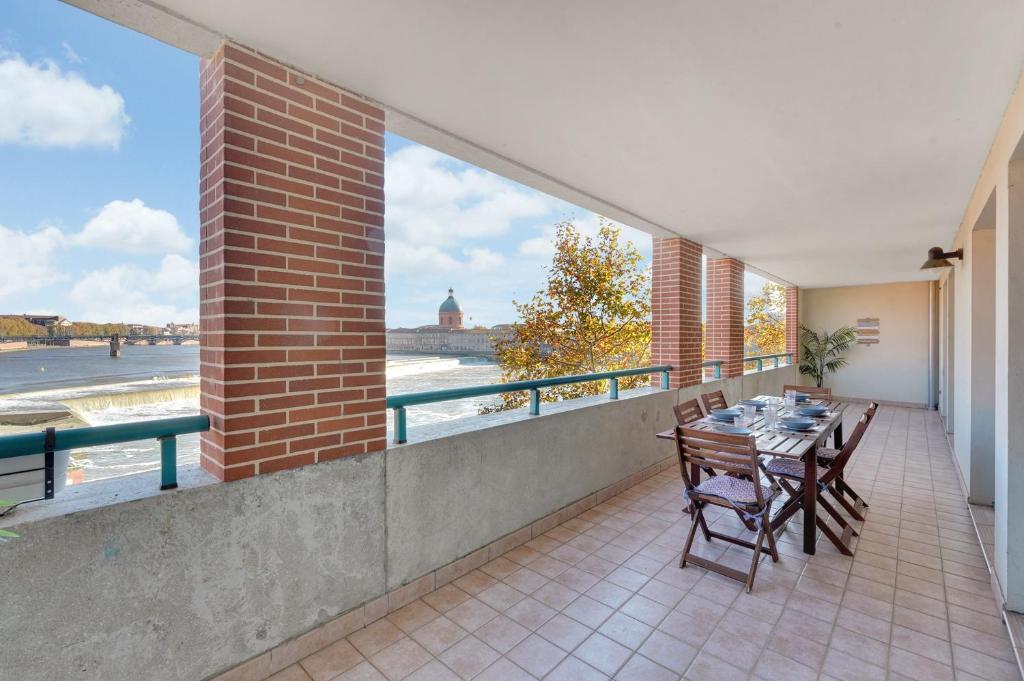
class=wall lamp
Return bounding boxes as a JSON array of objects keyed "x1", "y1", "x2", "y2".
[{"x1": 920, "y1": 246, "x2": 964, "y2": 270}]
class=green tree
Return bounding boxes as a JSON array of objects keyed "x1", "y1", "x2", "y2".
[
  {"x1": 485, "y1": 220, "x2": 651, "y2": 412},
  {"x1": 0, "y1": 317, "x2": 46, "y2": 337},
  {"x1": 744, "y1": 282, "x2": 787, "y2": 356}
]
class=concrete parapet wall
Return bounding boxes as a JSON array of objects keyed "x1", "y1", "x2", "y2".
[
  {"x1": 385, "y1": 388, "x2": 677, "y2": 589},
  {"x1": 0, "y1": 386, "x2": 690, "y2": 681}
]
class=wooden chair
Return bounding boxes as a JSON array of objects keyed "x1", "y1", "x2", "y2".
[
  {"x1": 783, "y1": 384, "x2": 831, "y2": 401},
  {"x1": 817, "y1": 402, "x2": 878, "y2": 514},
  {"x1": 673, "y1": 426, "x2": 779, "y2": 592},
  {"x1": 673, "y1": 398, "x2": 704, "y2": 426},
  {"x1": 767, "y1": 409, "x2": 873, "y2": 555},
  {"x1": 700, "y1": 390, "x2": 728, "y2": 414}
]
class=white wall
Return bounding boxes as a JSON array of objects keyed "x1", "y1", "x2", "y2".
[
  {"x1": 952, "y1": 227, "x2": 996, "y2": 503},
  {"x1": 802, "y1": 282, "x2": 931, "y2": 406}
]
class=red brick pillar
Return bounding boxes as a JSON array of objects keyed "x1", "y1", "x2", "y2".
[
  {"x1": 705, "y1": 257, "x2": 745, "y2": 378},
  {"x1": 651, "y1": 237, "x2": 703, "y2": 388},
  {"x1": 199, "y1": 42, "x2": 386, "y2": 481},
  {"x1": 786, "y1": 286, "x2": 799, "y2": 363}
]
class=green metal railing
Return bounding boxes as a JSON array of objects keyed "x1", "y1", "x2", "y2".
[
  {"x1": 387, "y1": 365, "x2": 672, "y2": 444},
  {"x1": 0, "y1": 415, "x2": 210, "y2": 495},
  {"x1": 702, "y1": 359, "x2": 723, "y2": 379},
  {"x1": 702, "y1": 353, "x2": 793, "y2": 380},
  {"x1": 745, "y1": 352, "x2": 793, "y2": 372}
]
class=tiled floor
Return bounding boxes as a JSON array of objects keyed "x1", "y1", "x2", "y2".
[{"x1": 270, "y1": 405, "x2": 1021, "y2": 680}]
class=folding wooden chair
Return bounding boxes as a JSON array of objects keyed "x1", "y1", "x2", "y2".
[
  {"x1": 767, "y1": 410, "x2": 872, "y2": 555},
  {"x1": 783, "y1": 384, "x2": 832, "y2": 401},
  {"x1": 673, "y1": 426, "x2": 779, "y2": 592},
  {"x1": 816, "y1": 402, "x2": 878, "y2": 514},
  {"x1": 700, "y1": 390, "x2": 728, "y2": 414},
  {"x1": 673, "y1": 398, "x2": 704, "y2": 426}
]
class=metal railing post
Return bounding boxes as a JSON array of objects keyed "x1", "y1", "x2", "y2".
[
  {"x1": 714, "y1": 364, "x2": 721, "y2": 379},
  {"x1": 609, "y1": 377, "x2": 618, "y2": 400},
  {"x1": 529, "y1": 388, "x2": 541, "y2": 415},
  {"x1": 394, "y1": 407, "x2": 407, "y2": 444},
  {"x1": 159, "y1": 435, "x2": 178, "y2": 490},
  {"x1": 661, "y1": 370, "x2": 670, "y2": 390},
  {"x1": 773, "y1": 356, "x2": 780, "y2": 368},
  {"x1": 756, "y1": 358, "x2": 763, "y2": 371}
]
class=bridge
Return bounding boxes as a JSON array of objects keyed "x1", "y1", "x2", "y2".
[{"x1": 0, "y1": 333, "x2": 200, "y2": 355}]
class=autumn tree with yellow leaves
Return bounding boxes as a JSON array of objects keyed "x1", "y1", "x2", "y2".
[
  {"x1": 484, "y1": 220, "x2": 651, "y2": 412},
  {"x1": 744, "y1": 281, "x2": 787, "y2": 356}
]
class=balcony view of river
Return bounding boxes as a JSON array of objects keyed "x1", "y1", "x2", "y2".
[{"x1": 0, "y1": 346, "x2": 500, "y2": 483}]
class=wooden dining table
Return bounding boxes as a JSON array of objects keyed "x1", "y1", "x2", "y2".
[{"x1": 657, "y1": 394, "x2": 848, "y2": 555}]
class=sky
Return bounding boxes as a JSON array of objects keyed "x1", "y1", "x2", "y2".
[{"x1": 0, "y1": 0, "x2": 772, "y2": 329}]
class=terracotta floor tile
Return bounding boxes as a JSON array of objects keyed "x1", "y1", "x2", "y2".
[
  {"x1": 573, "y1": 632, "x2": 631, "y2": 676},
  {"x1": 348, "y1": 619, "x2": 405, "y2": 658},
  {"x1": 408, "y1": 616, "x2": 468, "y2": 656},
  {"x1": 300, "y1": 639, "x2": 364, "y2": 681},
  {"x1": 368, "y1": 637, "x2": 432, "y2": 680},
  {"x1": 422, "y1": 585, "x2": 471, "y2": 614},
  {"x1": 544, "y1": 655, "x2": 608, "y2": 681},
  {"x1": 506, "y1": 633, "x2": 567, "y2": 678},
  {"x1": 438, "y1": 636, "x2": 499, "y2": 680},
  {"x1": 474, "y1": 615, "x2": 530, "y2": 654}
]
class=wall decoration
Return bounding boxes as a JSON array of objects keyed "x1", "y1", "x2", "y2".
[{"x1": 855, "y1": 317, "x2": 880, "y2": 345}]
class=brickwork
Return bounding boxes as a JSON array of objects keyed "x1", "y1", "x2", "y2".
[
  {"x1": 651, "y1": 237, "x2": 703, "y2": 388},
  {"x1": 786, "y1": 286, "x2": 800, "y2": 361},
  {"x1": 705, "y1": 257, "x2": 745, "y2": 378},
  {"x1": 199, "y1": 42, "x2": 386, "y2": 481}
]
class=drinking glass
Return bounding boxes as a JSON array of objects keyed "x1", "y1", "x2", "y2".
[
  {"x1": 766, "y1": 402, "x2": 778, "y2": 430},
  {"x1": 743, "y1": 403, "x2": 756, "y2": 424}
]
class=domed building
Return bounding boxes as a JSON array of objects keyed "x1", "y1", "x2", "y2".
[
  {"x1": 438, "y1": 288, "x2": 464, "y2": 329},
  {"x1": 385, "y1": 288, "x2": 511, "y2": 357}
]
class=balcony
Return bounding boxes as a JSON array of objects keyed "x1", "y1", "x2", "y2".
[{"x1": 4, "y1": 2, "x2": 1024, "y2": 681}]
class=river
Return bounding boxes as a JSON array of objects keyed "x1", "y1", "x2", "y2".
[{"x1": 0, "y1": 346, "x2": 500, "y2": 483}]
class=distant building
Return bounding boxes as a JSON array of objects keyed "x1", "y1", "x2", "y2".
[
  {"x1": 165, "y1": 322, "x2": 200, "y2": 336},
  {"x1": 386, "y1": 288, "x2": 512, "y2": 357},
  {"x1": 23, "y1": 315, "x2": 72, "y2": 335},
  {"x1": 438, "y1": 288, "x2": 464, "y2": 329}
]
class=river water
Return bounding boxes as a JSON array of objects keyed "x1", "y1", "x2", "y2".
[{"x1": 0, "y1": 346, "x2": 500, "y2": 483}]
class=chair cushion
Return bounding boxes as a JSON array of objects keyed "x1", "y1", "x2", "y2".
[
  {"x1": 765, "y1": 458, "x2": 828, "y2": 480},
  {"x1": 693, "y1": 475, "x2": 773, "y2": 505},
  {"x1": 816, "y1": 447, "x2": 840, "y2": 464}
]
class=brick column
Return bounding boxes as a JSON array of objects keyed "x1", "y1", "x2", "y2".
[
  {"x1": 651, "y1": 237, "x2": 703, "y2": 388},
  {"x1": 785, "y1": 286, "x2": 800, "y2": 362},
  {"x1": 705, "y1": 257, "x2": 745, "y2": 378},
  {"x1": 199, "y1": 42, "x2": 386, "y2": 481}
]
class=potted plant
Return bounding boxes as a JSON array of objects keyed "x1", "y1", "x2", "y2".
[{"x1": 799, "y1": 325, "x2": 856, "y2": 388}]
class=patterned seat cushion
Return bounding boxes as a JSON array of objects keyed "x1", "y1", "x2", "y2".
[
  {"x1": 765, "y1": 458, "x2": 828, "y2": 480},
  {"x1": 693, "y1": 475, "x2": 773, "y2": 505},
  {"x1": 816, "y1": 447, "x2": 840, "y2": 464}
]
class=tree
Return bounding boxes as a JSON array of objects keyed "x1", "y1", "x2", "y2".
[
  {"x1": 485, "y1": 220, "x2": 651, "y2": 412},
  {"x1": 744, "y1": 282, "x2": 786, "y2": 356},
  {"x1": 799, "y1": 325, "x2": 856, "y2": 387}
]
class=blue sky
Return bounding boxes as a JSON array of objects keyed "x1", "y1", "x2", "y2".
[{"x1": 0, "y1": 0, "x2": 771, "y2": 329}]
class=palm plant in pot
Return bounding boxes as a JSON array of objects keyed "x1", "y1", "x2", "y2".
[{"x1": 799, "y1": 325, "x2": 856, "y2": 388}]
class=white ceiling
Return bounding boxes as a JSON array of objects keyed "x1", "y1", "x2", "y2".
[{"x1": 76, "y1": 0, "x2": 1024, "y2": 288}]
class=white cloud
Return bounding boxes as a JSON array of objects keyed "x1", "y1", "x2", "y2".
[
  {"x1": 385, "y1": 145, "x2": 553, "y2": 248},
  {"x1": 0, "y1": 223, "x2": 66, "y2": 298},
  {"x1": 69, "y1": 255, "x2": 199, "y2": 326},
  {"x1": 73, "y1": 199, "x2": 192, "y2": 254},
  {"x1": 61, "y1": 41, "x2": 83, "y2": 65},
  {"x1": 464, "y1": 247, "x2": 505, "y2": 272},
  {"x1": 0, "y1": 53, "x2": 128, "y2": 149}
]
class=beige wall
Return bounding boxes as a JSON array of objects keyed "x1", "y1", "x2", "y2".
[{"x1": 802, "y1": 282, "x2": 931, "y2": 406}]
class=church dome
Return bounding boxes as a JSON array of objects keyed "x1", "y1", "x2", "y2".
[{"x1": 439, "y1": 288, "x2": 462, "y2": 313}]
